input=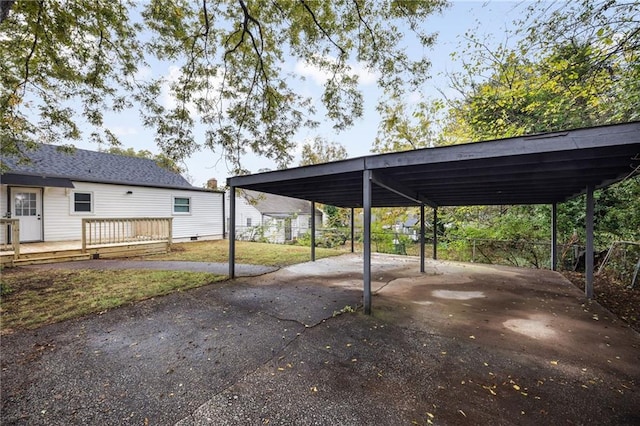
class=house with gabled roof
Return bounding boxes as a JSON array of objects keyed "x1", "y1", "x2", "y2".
[
  {"x1": 225, "y1": 189, "x2": 323, "y2": 243},
  {"x1": 0, "y1": 144, "x2": 224, "y2": 244}
]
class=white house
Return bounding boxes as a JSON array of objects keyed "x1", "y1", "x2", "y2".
[
  {"x1": 0, "y1": 144, "x2": 224, "y2": 243},
  {"x1": 225, "y1": 189, "x2": 323, "y2": 243}
]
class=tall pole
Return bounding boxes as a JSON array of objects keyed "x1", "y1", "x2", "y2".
[
  {"x1": 585, "y1": 185, "x2": 595, "y2": 299},
  {"x1": 350, "y1": 207, "x2": 355, "y2": 253},
  {"x1": 228, "y1": 187, "x2": 236, "y2": 279},
  {"x1": 433, "y1": 208, "x2": 438, "y2": 260},
  {"x1": 420, "y1": 204, "x2": 425, "y2": 273},
  {"x1": 551, "y1": 203, "x2": 557, "y2": 271},
  {"x1": 363, "y1": 170, "x2": 372, "y2": 315},
  {"x1": 311, "y1": 201, "x2": 316, "y2": 261}
]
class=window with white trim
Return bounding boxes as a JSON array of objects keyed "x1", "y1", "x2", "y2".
[
  {"x1": 246, "y1": 218, "x2": 252, "y2": 227},
  {"x1": 173, "y1": 197, "x2": 191, "y2": 214},
  {"x1": 73, "y1": 192, "x2": 93, "y2": 213}
]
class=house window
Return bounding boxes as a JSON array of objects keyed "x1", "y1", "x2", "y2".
[
  {"x1": 246, "y1": 218, "x2": 252, "y2": 227},
  {"x1": 73, "y1": 192, "x2": 93, "y2": 213},
  {"x1": 173, "y1": 197, "x2": 191, "y2": 214}
]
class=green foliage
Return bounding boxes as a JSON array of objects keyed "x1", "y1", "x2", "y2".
[
  {"x1": 1, "y1": 0, "x2": 448, "y2": 172},
  {"x1": 323, "y1": 204, "x2": 351, "y2": 229},
  {"x1": 440, "y1": 0, "x2": 639, "y2": 143},
  {"x1": 296, "y1": 228, "x2": 348, "y2": 249},
  {"x1": 103, "y1": 146, "x2": 185, "y2": 174},
  {"x1": 429, "y1": 0, "x2": 640, "y2": 268},
  {"x1": 373, "y1": 96, "x2": 445, "y2": 153},
  {"x1": 299, "y1": 137, "x2": 348, "y2": 166}
]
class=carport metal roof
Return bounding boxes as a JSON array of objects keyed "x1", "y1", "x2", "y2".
[
  {"x1": 228, "y1": 122, "x2": 639, "y2": 208},
  {"x1": 227, "y1": 121, "x2": 640, "y2": 313}
]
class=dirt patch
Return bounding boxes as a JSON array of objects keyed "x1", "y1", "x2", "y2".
[{"x1": 563, "y1": 271, "x2": 640, "y2": 333}]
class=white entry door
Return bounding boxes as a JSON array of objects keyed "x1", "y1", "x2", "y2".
[{"x1": 11, "y1": 188, "x2": 43, "y2": 242}]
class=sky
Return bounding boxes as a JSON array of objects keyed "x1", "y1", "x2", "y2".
[{"x1": 69, "y1": 0, "x2": 531, "y2": 188}]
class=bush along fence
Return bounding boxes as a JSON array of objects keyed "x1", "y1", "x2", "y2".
[{"x1": 233, "y1": 224, "x2": 638, "y2": 282}]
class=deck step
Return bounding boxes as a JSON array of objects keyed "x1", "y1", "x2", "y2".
[{"x1": 11, "y1": 253, "x2": 92, "y2": 266}]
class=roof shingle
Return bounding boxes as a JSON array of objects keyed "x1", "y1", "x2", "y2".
[{"x1": 1, "y1": 144, "x2": 195, "y2": 189}]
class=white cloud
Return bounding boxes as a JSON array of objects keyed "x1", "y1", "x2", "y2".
[
  {"x1": 109, "y1": 126, "x2": 139, "y2": 137},
  {"x1": 294, "y1": 55, "x2": 379, "y2": 86}
]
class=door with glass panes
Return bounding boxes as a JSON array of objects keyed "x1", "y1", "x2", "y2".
[{"x1": 10, "y1": 188, "x2": 43, "y2": 241}]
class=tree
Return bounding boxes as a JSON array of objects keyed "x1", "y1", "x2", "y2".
[
  {"x1": 373, "y1": 95, "x2": 444, "y2": 153},
  {"x1": 299, "y1": 136, "x2": 348, "y2": 166},
  {"x1": 434, "y1": 0, "x2": 639, "y2": 262},
  {"x1": 298, "y1": 136, "x2": 349, "y2": 228},
  {"x1": 1, "y1": 0, "x2": 447, "y2": 172},
  {"x1": 440, "y1": 0, "x2": 639, "y2": 143},
  {"x1": 103, "y1": 146, "x2": 185, "y2": 174}
]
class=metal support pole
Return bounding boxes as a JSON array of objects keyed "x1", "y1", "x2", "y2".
[
  {"x1": 363, "y1": 170, "x2": 372, "y2": 315},
  {"x1": 420, "y1": 204, "x2": 425, "y2": 273},
  {"x1": 551, "y1": 203, "x2": 557, "y2": 271},
  {"x1": 222, "y1": 191, "x2": 226, "y2": 239},
  {"x1": 229, "y1": 187, "x2": 236, "y2": 279},
  {"x1": 433, "y1": 208, "x2": 438, "y2": 260},
  {"x1": 350, "y1": 207, "x2": 355, "y2": 253},
  {"x1": 311, "y1": 201, "x2": 316, "y2": 262},
  {"x1": 585, "y1": 185, "x2": 595, "y2": 299}
]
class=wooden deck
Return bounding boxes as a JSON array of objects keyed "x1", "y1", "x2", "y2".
[{"x1": 0, "y1": 240, "x2": 170, "y2": 267}]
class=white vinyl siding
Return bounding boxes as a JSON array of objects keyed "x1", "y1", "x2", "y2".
[{"x1": 31, "y1": 182, "x2": 224, "y2": 242}]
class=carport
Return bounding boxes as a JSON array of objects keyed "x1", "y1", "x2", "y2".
[{"x1": 228, "y1": 122, "x2": 640, "y2": 314}]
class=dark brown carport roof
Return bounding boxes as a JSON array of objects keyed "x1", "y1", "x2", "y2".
[
  {"x1": 228, "y1": 121, "x2": 640, "y2": 207},
  {"x1": 228, "y1": 121, "x2": 640, "y2": 314}
]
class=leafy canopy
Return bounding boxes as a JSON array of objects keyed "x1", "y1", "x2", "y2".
[
  {"x1": 299, "y1": 136, "x2": 348, "y2": 167},
  {"x1": 436, "y1": 0, "x2": 640, "y2": 247},
  {"x1": 1, "y1": 0, "x2": 447, "y2": 172}
]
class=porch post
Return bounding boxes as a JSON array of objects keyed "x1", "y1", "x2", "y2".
[
  {"x1": 363, "y1": 170, "x2": 372, "y2": 315},
  {"x1": 585, "y1": 185, "x2": 595, "y2": 299},
  {"x1": 350, "y1": 207, "x2": 355, "y2": 253},
  {"x1": 420, "y1": 204, "x2": 425, "y2": 273},
  {"x1": 551, "y1": 202, "x2": 557, "y2": 271},
  {"x1": 229, "y1": 187, "x2": 236, "y2": 279},
  {"x1": 311, "y1": 201, "x2": 316, "y2": 261},
  {"x1": 433, "y1": 207, "x2": 438, "y2": 260}
]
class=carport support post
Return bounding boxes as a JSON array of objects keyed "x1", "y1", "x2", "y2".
[
  {"x1": 229, "y1": 186, "x2": 236, "y2": 279},
  {"x1": 551, "y1": 203, "x2": 557, "y2": 271},
  {"x1": 350, "y1": 207, "x2": 355, "y2": 253},
  {"x1": 585, "y1": 185, "x2": 595, "y2": 299},
  {"x1": 420, "y1": 204, "x2": 425, "y2": 273},
  {"x1": 311, "y1": 201, "x2": 316, "y2": 261},
  {"x1": 433, "y1": 208, "x2": 438, "y2": 260},
  {"x1": 363, "y1": 170, "x2": 372, "y2": 315}
]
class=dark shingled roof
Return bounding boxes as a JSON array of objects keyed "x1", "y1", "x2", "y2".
[
  {"x1": 1, "y1": 144, "x2": 198, "y2": 190},
  {"x1": 242, "y1": 189, "x2": 319, "y2": 216}
]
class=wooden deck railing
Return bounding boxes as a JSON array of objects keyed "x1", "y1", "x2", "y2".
[
  {"x1": 0, "y1": 219, "x2": 20, "y2": 258},
  {"x1": 81, "y1": 217, "x2": 173, "y2": 252}
]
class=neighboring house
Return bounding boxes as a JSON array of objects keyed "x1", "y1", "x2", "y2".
[
  {"x1": 393, "y1": 216, "x2": 420, "y2": 242},
  {"x1": 225, "y1": 189, "x2": 322, "y2": 243},
  {"x1": 0, "y1": 144, "x2": 224, "y2": 243}
]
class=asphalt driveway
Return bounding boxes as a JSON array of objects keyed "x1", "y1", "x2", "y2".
[{"x1": 1, "y1": 254, "x2": 639, "y2": 425}]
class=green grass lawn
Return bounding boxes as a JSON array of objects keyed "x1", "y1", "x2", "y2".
[
  {"x1": 146, "y1": 239, "x2": 346, "y2": 266},
  {"x1": 0, "y1": 241, "x2": 345, "y2": 333}
]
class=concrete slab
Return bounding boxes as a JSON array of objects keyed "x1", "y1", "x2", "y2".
[{"x1": 2, "y1": 254, "x2": 638, "y2": 425}]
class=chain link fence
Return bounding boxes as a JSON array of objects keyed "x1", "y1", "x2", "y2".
[{"x1": 234, "y1": 225, "x2": 639, "y2": 286}]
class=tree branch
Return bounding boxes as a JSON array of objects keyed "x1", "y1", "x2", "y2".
[
  {"x1": 352, "y1": 0, "x2": 377, "y2": 52},
  {"x1": 299, "y1": 0, "x2": 345, "y2": 57}
]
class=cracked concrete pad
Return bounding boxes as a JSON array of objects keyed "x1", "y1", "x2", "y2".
[{"x1": 2, "y1": 254, "x2": 639, "y2": 425}]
